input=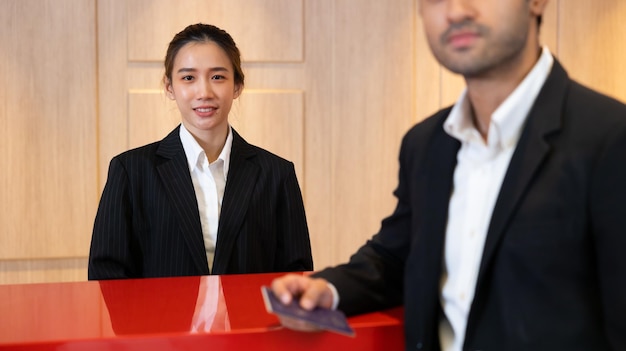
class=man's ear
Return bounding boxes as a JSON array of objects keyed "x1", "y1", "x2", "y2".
[{"x1": 530, "y1": 0, "x2": 549, "y2": 18}]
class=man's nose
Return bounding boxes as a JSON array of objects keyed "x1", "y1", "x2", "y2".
[{"x1": 446, "y1": 0, "x2": 477, "y2": 24}]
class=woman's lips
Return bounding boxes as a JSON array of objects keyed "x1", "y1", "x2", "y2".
[{"x1": 193, "y1": 106, "x2": 217, "y2": 117}]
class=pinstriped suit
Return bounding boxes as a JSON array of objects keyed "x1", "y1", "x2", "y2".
[{"x1": 88, "y1": 126, "x2": 313, "y2": 280}]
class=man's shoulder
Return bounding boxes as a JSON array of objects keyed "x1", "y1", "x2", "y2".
[
  {"x1": 561, "y1": 80, "x2": 626, "y2": 136},
  {"x1": 548, "y1": 59, "x2": 625, "y2": 116},
  {"x1": 567, "y1": 80, "x2": 626, "y2": 114},
  {"x1": 403, "y1": 106, "x2": 453, "y2": 142}
]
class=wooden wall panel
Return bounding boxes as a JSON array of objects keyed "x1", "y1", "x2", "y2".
[
  {"x1": 127, "y1": 0, "x2": 303, "y2": 62},
  {"x1": 0, "y1": 0, "x2": 97, "y2": 260},
  {"x1": 306, "y1": 0, "x2": 417, "y2": 269},
  {"x1": 0, "y1": 259, "x2": 88, "y2": 285},
  {"x1": 230, "y1": 91, "x2": 305, "y2": 180},
  {"x1": 414, "y1": 8, "x2": 445, "y2": 121},
  {"x1": 98, "y1": 0, "x2": 130, "y2": 193},
  {"x1": 541, "y1": 0, "x2": 558, "y2": 52},
  {"x1": 243, "y1": 63, "x2": 305, "y2": 91},
  {"x1": 127, "y1": 91, "x2": 180, "y2": 149},
  {"x1": 301, "y1": 0, "x2": 335, "y2": 268},
  {"x1": 557, "y1": 0, "x2": 626, "y2": 102}
]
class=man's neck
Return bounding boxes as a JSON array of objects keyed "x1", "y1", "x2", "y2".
[{"x1": 465, "y1": 45, "x2": 542, "y2": 141}]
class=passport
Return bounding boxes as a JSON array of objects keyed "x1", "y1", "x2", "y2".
[{"x1": 260, "y1": 285, "x2": 355, "y2": 337}]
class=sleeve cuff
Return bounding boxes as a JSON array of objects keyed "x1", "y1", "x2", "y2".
[{"x1": 327, "y1": 282, "x2": 340, "y2": 310}]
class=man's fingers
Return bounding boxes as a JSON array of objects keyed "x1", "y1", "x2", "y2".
[
  {"x1": 300, "y1": 278, "x2": 333, "y2": 310},
  {"x1": 270, "y1": 274, "x2": 333, "y2": 310},
  {"x1": 271, "y1": 273, "x2": 305, "y2": 304}
]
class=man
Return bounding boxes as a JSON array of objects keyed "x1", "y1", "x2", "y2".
[{"x1": 271, "y1": 0, "x2": 626, "y2": 350}]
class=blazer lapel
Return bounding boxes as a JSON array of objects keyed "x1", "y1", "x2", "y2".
[
  {"x1": 410, "y1": 112, "x2": 460, "y2": 350},
  {"x1": 474, "y1": 60, "x2": 569, "y2": 290},
  {"x1": 422, "y1": 115, "x2": 461, "y2": 263},
  {"x1": 211, "y1": 129, "x2": 259, "y2": 274},
  {"x1": 156, "y1": 126, "x2": 209, "y2": 274}
]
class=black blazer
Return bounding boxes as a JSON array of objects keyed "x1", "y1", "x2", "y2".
[
  {"x1": 316, "y1": 60, "x2": 626, "y2": 350},
  {"x1": 89, "y1": 127, "x2": 313, "y2": 279}
]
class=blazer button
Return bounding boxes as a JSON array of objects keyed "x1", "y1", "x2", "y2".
[{"x1": 415, "y1": 342, "x2": 423, "y2": 349}]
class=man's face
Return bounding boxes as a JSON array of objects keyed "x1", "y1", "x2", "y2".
[{"x1": 419, "y1": 0, "x2": 535, "y2": 78}]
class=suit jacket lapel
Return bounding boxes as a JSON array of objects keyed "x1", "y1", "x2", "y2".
[
  {"x1": 420, "y1": 117, "x2": 461, "y2": 347},
  {"x1": 212, "y1": 129, "x2": 259, "y2": 274},
  {"x1": 474, "y1": 60, "x2": 569, "y2": 291},
  {"x1": 422, "y1": 113, "x2": 461, "y2": 265},
  {"x1": 156, "y1": 126, "x2": 209, "y2": 274}
]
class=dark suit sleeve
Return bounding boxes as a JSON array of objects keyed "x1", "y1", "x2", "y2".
[
  {"x1": 88, "y1": 157, "x2": 139, "y2": 280},
  {"x1": 590, "y1": 123, "x2": 626, "y2": 350},
  {"x1": 275, "y1": 163, "x2": 313, "y2": 271}
]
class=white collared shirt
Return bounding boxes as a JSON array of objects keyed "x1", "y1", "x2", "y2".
[
  {"x1": 439, "y1": 47, "x2": 554, "y2": 351},
  {"x1": 180, "y1": 124, "x2": 233, "y2": 272}
]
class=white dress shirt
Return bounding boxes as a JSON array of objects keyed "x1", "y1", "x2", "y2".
[
  {"x1": 439, "y1": 48, "x2": 554, "y2": 351},
  {"x1": 180, "y1": 124, "x2": 233, "y2": 272}
]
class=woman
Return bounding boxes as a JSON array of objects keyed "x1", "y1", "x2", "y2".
[{"x1": 88, "y1": 23, "x2": 313, "y2": 279}]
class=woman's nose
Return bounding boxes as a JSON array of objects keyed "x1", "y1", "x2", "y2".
[{"x1": 197, "y1": 79, "x2": 214, "y2": 99}]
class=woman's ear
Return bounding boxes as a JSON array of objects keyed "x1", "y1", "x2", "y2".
[
  {"x1": 234, "y1": 83, "x2": 243, "y2": 99},
  {"x1": 164, "y1": 79, "x2": 175, "y2": 100}
]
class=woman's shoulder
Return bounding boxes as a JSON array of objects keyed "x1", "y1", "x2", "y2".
[
  {"x1": 245, "y1": 143, "x2": 294, "y2": 170},
  {"x1": 113, "y1": 141, "x2": 161, "y2": 162},
  {"x1": 232, "y1": 129, "x2": 294, "y2": 169},
  {"x1": 113, "y1": 127, "x2": 181, "y2": 163}
]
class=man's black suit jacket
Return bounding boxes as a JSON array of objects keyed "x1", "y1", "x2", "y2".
[
  {"x1": 316, "y1": 59, "x2": 626, "y2": 350},
  {"x1": 88, "y1": 127, "x2": 313, "y2": 279}
]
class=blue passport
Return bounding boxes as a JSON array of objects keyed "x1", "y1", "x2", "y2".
[{"x1": 260, "y1": 285, "x2": 355, "y2": 337}]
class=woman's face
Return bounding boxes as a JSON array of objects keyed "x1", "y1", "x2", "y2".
[{"x1": 165, "y1": 41, "x2": 241, "y2": 136}]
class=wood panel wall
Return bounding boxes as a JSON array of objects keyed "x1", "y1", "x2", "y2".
[
  {"x1": 1, "y1": 0, "x2": 625, "y2": 284},
  {"x1": 0, "y1": 0, "x2": 98, "y2": 283}
]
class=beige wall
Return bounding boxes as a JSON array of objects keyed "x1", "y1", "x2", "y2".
[{"x1": 1, "y1": 0, "x2": 625, "y2": 284}]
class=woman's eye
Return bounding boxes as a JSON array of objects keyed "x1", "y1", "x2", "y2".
[
  {"x1": 182, "y1": 75, "x2": 193, "y2": 81},
  {"x1": 212, "y1": 75, "x2": 225, "y2": 80}
]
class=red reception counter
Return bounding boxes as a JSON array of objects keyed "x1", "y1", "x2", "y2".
[{"x1": 0, "y1": 272, "x2": 404, "y2": 350}]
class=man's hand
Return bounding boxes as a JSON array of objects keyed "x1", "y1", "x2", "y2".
[{"x1": 270, "y1": 273, "x2": 335, "y2": 332}]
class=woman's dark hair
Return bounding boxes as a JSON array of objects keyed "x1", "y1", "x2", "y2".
[{"x1": 163, "y1": 23, "x2": 245, "y2": 87}]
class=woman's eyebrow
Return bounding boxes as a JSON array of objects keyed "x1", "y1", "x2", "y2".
[{"x1": 176, "y1": 67, "x2": 229, "y2": 74}]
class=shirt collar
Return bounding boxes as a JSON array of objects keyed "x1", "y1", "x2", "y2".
[
  {"x1": 444, "y1": 47, "x2": 554, "y2": 149},
  {"x1": 179, "y1": 124, "x2": 233, "y2": 178}
]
